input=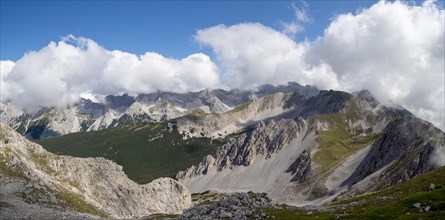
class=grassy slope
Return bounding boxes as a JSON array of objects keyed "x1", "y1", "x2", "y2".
[
  {"x1": 37, "y1": 123, "x2": 223, "y2": 184},
  {"x1": 226, "y1": 100, "x2": 253, "y2": 114},
  {"x1": 184, "y1": 108, "x2": 209, "y2": 117},
  {"x1": 265, "y1": 166, "x2": 445, "y2": 219},
  {"x1": 313, "y1": 99, "x2": 379, "y2": 177}
]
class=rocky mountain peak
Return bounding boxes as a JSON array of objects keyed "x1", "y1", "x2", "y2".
[
  {"x1": 353, "y1": 89, "x2": 376, "y2": 103},
  {"x1": 105, "y1": 94, "x2": 135, "y2": 109},
  {"x1": 75, "y1": 98, "x2": 105, "y2": 115},
  {"x1": 252, "y1": 82, "x2": 319, "y2": 99},
  {"x1": 292, "y1": 90, "x2": 352, "y2": 119}
]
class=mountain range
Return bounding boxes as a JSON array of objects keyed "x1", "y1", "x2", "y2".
[
  {"x1": 0, "y1": 82, "x2": 318, "y2": 140},
  {"x1": 1, "y1": 82, "x2": 444, "y2": 219}
]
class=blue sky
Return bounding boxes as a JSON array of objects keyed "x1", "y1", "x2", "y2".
[{"x1": 1, "y1": 0, "x2": 378, "y2": 61}]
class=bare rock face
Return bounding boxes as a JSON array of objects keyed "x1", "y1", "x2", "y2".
[
  {"x1": 175, "y1": 92, "x2": 294, "y2": 139},
  {"x1": 286, "y1": 150, "x2": 311, "y2": 183},
  {"x1": 176, "y1": 118, "x2": 305, "y2": 180},
  {"x1": 198, "y1": 89, "x2": 232, "y2": 114},
  {"x1": 0, "y1": 122, "x2": 191, "y2": 219},
  {"x1": 352, "y1": 116, "x2": 444, "y2": 181},
  {"x1": 337, "y1": 116, "x2": 445, "y2": 198}
]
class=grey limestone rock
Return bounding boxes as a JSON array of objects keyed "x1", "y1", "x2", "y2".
[
  {"x1": 177, "y1": 192, "x2": 277, "y2": 220},
  {"x1": 177, "y1": 118, "x2": 304, "y2": 180},
  {"x1": 286, "y1": 150, "x2": 311, "y2": 183}
]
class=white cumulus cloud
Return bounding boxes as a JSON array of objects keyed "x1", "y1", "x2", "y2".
[
  {"x1": 1, "y1": 36, "x2": 220, "y2": 110},
  {"x1": 195, "y1": 23, "x2": 339, "y2": 90},
  {"x1": 0, "y1": 60, "x2": 15, "y2": 104},
  {"x1": 308, "y1": 0, "x2": 444, "y2": 130}
]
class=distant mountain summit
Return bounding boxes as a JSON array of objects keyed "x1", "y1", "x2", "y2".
[{"x1": 0, "y1": 82, "x2": 318, "y2": 140}]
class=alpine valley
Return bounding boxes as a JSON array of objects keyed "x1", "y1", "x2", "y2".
[{"x1": 1, "y1": 82, "x2": 444, "y2": 219}]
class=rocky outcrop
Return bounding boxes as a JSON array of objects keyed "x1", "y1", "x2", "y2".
[
  {"x1": 286, "y1": 150, "x2": 311, "y2": 183},
  {"x1": 177, "y1": 192, "x2": 279, "y2": 220},
  {"x1": 0, "y1": 122, "x2": 191, "y2": 219}
]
